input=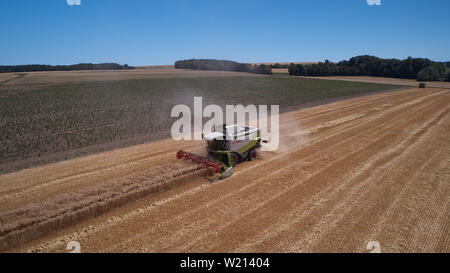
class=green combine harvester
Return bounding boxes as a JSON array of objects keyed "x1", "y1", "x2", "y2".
[{"x1": 176, "y1": 124, "x2": 263, "y2": 182}]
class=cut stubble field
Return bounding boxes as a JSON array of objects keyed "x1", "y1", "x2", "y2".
[{"x1": 0, "y1": 69, "x2": 448, "y2": 253}]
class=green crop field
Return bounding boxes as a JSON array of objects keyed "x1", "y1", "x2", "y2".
[{"x1": 0, "y1": 74, "x2": 403, "y2": 173}]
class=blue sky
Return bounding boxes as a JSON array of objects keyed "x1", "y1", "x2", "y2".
[{"x1": 1, "y1": 0, "x2": 449, "y2": 66}]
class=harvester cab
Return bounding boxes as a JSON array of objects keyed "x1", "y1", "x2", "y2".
[{"x1": 176, "y1": 124, "x2": 262, "y2": 182}]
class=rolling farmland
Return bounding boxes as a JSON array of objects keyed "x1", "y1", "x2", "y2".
[
  {"x1": 0, "y1": 69, "x2": 448, "y2": 252},
  {"x1": 0, "y1": 70, "x2": 401, "y2": 173}
]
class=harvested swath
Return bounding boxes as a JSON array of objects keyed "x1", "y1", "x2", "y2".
[{"x1": 0, "y1": 160, "x2": 204, "y2": 251}]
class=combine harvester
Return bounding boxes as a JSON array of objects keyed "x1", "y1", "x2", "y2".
[{"x1": 177, "y1": 124, "x2": 264, "y2": 182}]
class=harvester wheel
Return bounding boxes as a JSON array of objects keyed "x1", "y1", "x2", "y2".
[
  {"x1": 230, "y1": 153, "x2": 239, "y2": 167},
  {"x1": 248, "y1": 150, "x2": 256, "y2": 161}
]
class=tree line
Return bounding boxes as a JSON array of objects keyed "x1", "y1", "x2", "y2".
[
  {"x1": 174, "y1": 59, "x2": 272, "y2": 75},
  {"x1": 271, "y1": 63, "x2": 289, "y2": 69},
  {"x1": 0, "y1": 63, "x2": 135, "y2": 73},
  {"x1": 288, "y1": 55, "x2": 450, "y2": 82}
]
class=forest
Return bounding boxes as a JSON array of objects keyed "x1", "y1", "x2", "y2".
[
  {"x1": 288, "y1": 55, "x2": 450, "y2": 82},
  {"x1": 175, "y1": 59, "x2": 272, "y2": 75},
  {"x1": 0, "y1": 63, "x2": 134, "y2": 73}
]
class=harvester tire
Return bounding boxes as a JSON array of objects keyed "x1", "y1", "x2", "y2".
[
  {"x1": 248, "y1": 150, "x2": 256, "y2": 161},
  {"x1": 231, "y1": 153, "x2": 239, "y2": 167}
]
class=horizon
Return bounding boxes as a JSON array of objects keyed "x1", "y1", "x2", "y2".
[
  {"x1": 1, "y1": 55, "x2": 449, "y2": 68},
  {"x1": 1, "y1": 0, "x2": 450, "y2": 66}
]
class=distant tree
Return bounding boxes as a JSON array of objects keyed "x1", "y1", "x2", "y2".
[
  {"x1": 288, "y1": 63, "x2": 295, "y2": 75},
  {"x1": 252, "y1": 64, "x2": 272, "y2": 75},
  {"x1": 271, "y1": 63, "x2": 288, "y2": 69},
  {"x1": 174, "y1": 59, "x2": 272, "y2": 75},
  {"x1": 297, "y1": 64, "x2": 307, "y2": 76},
  {"x1": 416, "y1": 64, "x2": 446, "y2": 81}
]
